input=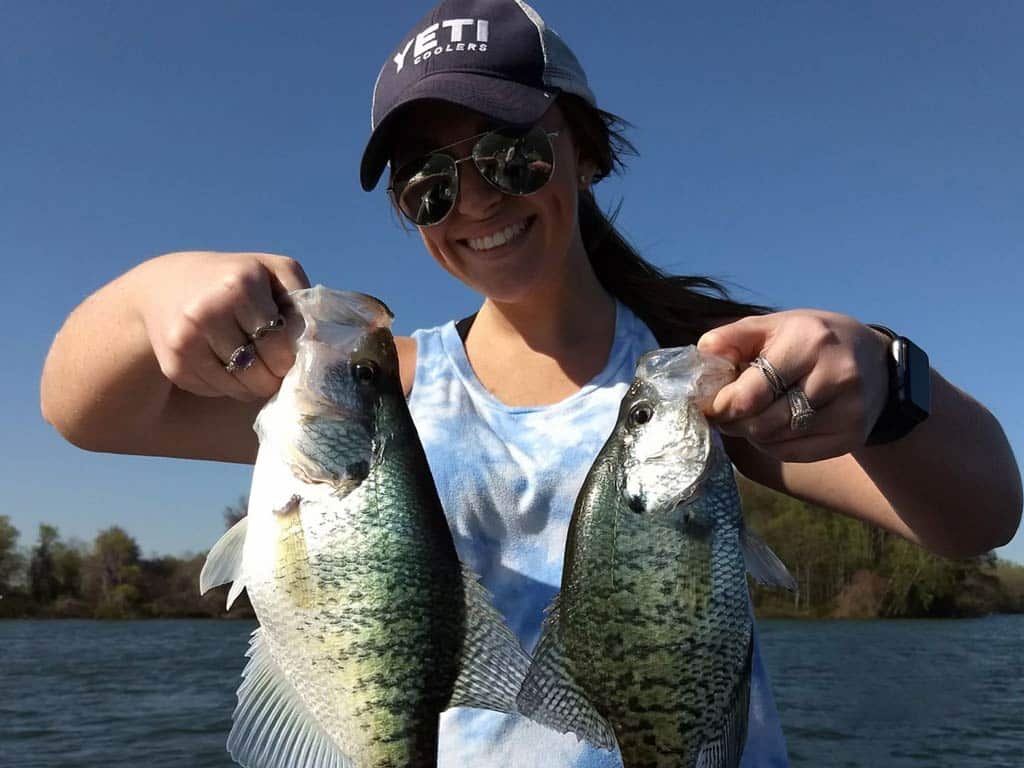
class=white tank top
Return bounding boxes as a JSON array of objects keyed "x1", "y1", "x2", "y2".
[{"x1": 408, "y1": 301, "x2": 790, "y2": 767}]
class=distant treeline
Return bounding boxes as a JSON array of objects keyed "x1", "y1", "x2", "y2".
[
  {"x1": 2, "y1": 486, "x2": 1022, "y2": 620},
  {"x1": 740, "y1": 476, "x2": 1024, "y2": 618},
  {"x1": 0, "y1": 498, "x2": 254, "y2": 620}
]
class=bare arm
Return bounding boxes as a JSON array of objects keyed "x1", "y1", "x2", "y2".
[
  {"x1": 701, "y1": 311, "x2": 1022, "y2": 558},
  {"x1": 41, "y1": 251, "x2": 309, "y2": 463},
  {"x1": 725, "y1": 369, "x2": 1022, "y2": 557}
]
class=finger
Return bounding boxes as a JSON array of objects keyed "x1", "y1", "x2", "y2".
[
  {"x1": 192, "y1": 351, "x2": 261, "y2": 401},
  {"x1": 230, "y1": 287, "x2": 295, "y2": 379},
  {"x1": 697, "y1": 315, "x2": 777, "y2": 366},
  {"x1": 253, "y1": 253, "x2": 311, "y2": 295},
  {"x1": 710, "y1": 337, "x2": 816, "y2": 423},
  {"x1": 251, "y1": 329, "x2": 295, "y2": 380},
  {"x1": 168, "y1": 326, "x2": 260, "y2": 401},
  {"x1": 708, "y1": 364, "x2": 779, "y2": 423},
  {"x1": 151, "y1": 345, "x2": 222, "y2": 398},
  {"x1": 720, "y1": 391, "x2": 838, "y2": 445},
  {"x1": 200, "y1": 315, "x2": 282, "y2": 400},
  {"x1": 157, "y1": 320, "x2": 253, "y2": 399}
]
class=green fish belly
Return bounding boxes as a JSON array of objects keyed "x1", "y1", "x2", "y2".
[{"x1": 561, "y1": 456, "x2": 752, "y2": 768}]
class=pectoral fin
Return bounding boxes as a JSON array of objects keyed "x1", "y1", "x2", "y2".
[
  {"x1": 515, "y1": 594, "x2": 618, "y2": 751},
  {"x1": 448, "y1": 566, "x2": 532, "y2": 713},
  {"x1": 200, "y1": 517, "x2": 248, "y2": 609},
  {"x1": 228, "y1": 628, "x2": 355, "y2": 768},
  {"x1": 273, "y1": 495, "x2": 315, "y2": 609},
  {"x1": 741, "y1": 527, "x2": 797, "y2": 591}
]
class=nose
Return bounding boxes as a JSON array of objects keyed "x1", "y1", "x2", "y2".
[{"x1": 455, "y1": 160, "x2": 503, "y2": 220}]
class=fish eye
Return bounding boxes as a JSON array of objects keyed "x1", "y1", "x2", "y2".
[
  {"x1": 351, "y1": 360, "x2": 378, "y2": 383},
  {"x1": 629, "y1": 403, "x2": 654, "y2": 427}
]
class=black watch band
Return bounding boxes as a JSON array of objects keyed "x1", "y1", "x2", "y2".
[{"x1": 865, "y1": 324, "x2": 931, "y2": 446}]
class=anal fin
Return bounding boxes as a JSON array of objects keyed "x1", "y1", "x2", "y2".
[
  {"x1": 448, "y1": 566, "x2": 532, "y2": 714},
  {"x1": 516, "y1": 594, "x2": 618, "y2": 751},
  {"x1": 228, "y1": 628, "x2": 354, "y2": 768}
]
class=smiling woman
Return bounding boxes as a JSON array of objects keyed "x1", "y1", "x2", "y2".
[{"x1": 38, "y1": 0, "x2": 1022, "y2": 766}]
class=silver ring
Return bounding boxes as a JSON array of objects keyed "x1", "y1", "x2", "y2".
[
  {"x1": 752, "y1": 356, "x2": 788, "y2": 400},
  {"x1": 787, "y1": 387, "x2": 816, "y2": 432},
  {"x1": 224, "y1": 342, "x2": 257, "y2": 373},
  {"x1": 250, "y1": 315, "x2": 286, "y2": 340}
]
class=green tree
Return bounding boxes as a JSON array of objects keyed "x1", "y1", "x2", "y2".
[
  {"x1": 83, "y1": 526, "x2": 143, "y2": 616},
  {"x1": 0, "y1": 515, "x2": 24, "y2": 595},
  {"x1": 53, "y1": 539, "x2": 84, "y2": 598},
  {"x1": 29, "y1": 524, "x2": 61, "y2": 604}
]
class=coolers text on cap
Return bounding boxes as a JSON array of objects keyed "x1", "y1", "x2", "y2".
[{"x1": 394, "y1": 19, "x2": 491, "y2": 73}]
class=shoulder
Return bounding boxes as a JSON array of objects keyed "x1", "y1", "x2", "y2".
[{"x1": 395, "y1": 335, "x2": 417, "y2": 397}]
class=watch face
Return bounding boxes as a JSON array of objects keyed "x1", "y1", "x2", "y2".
[{"x1": 899, "y1": 338, "x2": 931, "y2": 421}]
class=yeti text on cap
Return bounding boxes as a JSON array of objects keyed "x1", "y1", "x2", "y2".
[{"x1": 393, "y1": 18, "x2": 491, "y2": 72}]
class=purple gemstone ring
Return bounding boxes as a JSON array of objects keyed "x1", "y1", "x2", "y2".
[{"x1": 224, "y1": 342, "x2": 257, "y2": 373}]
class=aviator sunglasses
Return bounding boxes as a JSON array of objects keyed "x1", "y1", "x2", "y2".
[{"x1": 387, "y1": 124, "x2": 560, "y2": 227}]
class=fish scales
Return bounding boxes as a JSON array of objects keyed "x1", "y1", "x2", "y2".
[
  {"x1": 201, "y1": 287, "x2": 531, "y2": 768},
  {"x1": 248, "y1": 369, "x2": 465, "y2": 766},
  {"x1": 519, "y1": 347, "x2": 794, "y2": 768},
  {"x1": 565, "y1": 445, "x2": 751, "y2": 767}
]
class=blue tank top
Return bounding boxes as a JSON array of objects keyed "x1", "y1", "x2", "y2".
[{"x1": 408, "y1": 301, "x2": 790, "y2": 767}]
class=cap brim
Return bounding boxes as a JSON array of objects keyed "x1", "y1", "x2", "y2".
[{"x1": 360, "y1": 72, "x2": 557, "y2": 191}]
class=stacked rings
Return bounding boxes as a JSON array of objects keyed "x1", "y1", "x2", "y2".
[
  {"x1": 224, "y1": 314, "x2": 287, "y2": 373},
  {"x1": 787, "y1": 388, "x2": 815, "y2": 432},
  {"x1": 751, "y1": 356, "x2": 788, "y2": 399},
  {"x1": 751, "y1": 354, "x2": 817, "y2": 432}
]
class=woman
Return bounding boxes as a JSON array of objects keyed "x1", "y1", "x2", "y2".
[{"x1": 40, "y1": 0, "x2": 1020, "y2": 765}]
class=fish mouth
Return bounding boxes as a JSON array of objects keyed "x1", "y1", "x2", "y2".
[{"x1": 280, "y1": 286, "x2": 394, "y2": 330}]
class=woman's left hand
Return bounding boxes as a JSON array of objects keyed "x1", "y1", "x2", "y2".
[{"x1": 697, "y1": 310, "x2": 892, "y2": 463}]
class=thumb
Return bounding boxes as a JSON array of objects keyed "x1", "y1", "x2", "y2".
[{"x1": 697, "y1": 315, "x2": 774, "y2": 366}]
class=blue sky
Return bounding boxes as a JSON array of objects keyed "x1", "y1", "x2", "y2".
[{"x1": 3, "y1": 1, "x2": 1022, "y2": 563}]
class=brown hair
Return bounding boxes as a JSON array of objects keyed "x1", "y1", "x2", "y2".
[{"x1": 558, "y1": 94, "x2": 772, "y2": 347}]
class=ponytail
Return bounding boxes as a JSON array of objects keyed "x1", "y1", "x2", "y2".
[{"x1": 560, "y1": 95, "x2": 771, "y2": 347}]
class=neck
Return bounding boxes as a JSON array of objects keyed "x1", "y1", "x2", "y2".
[{"x1": 475, "y1": 251, "x2": 616, "y2": 356}]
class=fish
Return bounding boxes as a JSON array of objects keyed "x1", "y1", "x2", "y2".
[
  {"x1": 200, "y1": 286, "x2": 531, "y2": 768},
  {"x1": 517, "y1": 346, "x2": 796, "y2": 768}
]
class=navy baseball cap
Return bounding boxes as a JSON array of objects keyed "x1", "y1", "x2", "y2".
[{"x1": 359, "y1": 0, "x2": 595, "y2": 191}]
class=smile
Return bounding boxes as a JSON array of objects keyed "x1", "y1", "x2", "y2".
[{"x1": 464, "y1": 217, "x2": 533, "y2": 252}]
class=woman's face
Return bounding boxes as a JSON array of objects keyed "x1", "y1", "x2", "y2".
[{"x1": 390, "y1": 101, "x2": 593, "y2": 304}]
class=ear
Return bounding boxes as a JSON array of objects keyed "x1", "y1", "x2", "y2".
[{"x1": 576, "y1": 156, "x2": 599, "y2": 191}]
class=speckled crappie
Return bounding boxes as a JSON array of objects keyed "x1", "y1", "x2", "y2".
[
  {"x1": 518, "y1": 346, "x2": 795, "y2": 768},
  {"x1": 200, "y1": 286, "x2": 530, "y2": 768}
]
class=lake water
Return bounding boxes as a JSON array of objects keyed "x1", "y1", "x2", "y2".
[{"x1": 1, "y1": 616, "x2": 1021, "y2": 767}]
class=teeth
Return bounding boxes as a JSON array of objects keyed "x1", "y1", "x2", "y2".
[{"x1": 467, "y1": 220, "x2": 528, "y2": 251}]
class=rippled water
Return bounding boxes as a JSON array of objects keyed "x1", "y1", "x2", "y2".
[{"x1": 1, "y1": 616, "x2": 1021, "y2": 767}]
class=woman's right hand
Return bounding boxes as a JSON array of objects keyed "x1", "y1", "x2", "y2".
[{"x1": 136, "y1": 251, "x2": 311, "y2": 402}]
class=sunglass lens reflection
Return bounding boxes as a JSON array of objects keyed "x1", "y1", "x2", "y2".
[
  {"x1": 395, "y1": 154, "x2": 457, "y2": 225},
  {"x1": 474, "y1": 127, "x2": 554, "y2": 195}
]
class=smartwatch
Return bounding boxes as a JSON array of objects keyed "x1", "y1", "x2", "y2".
[{"x1": 865, "y1": 324, "x2": 931, "y2": 445}]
